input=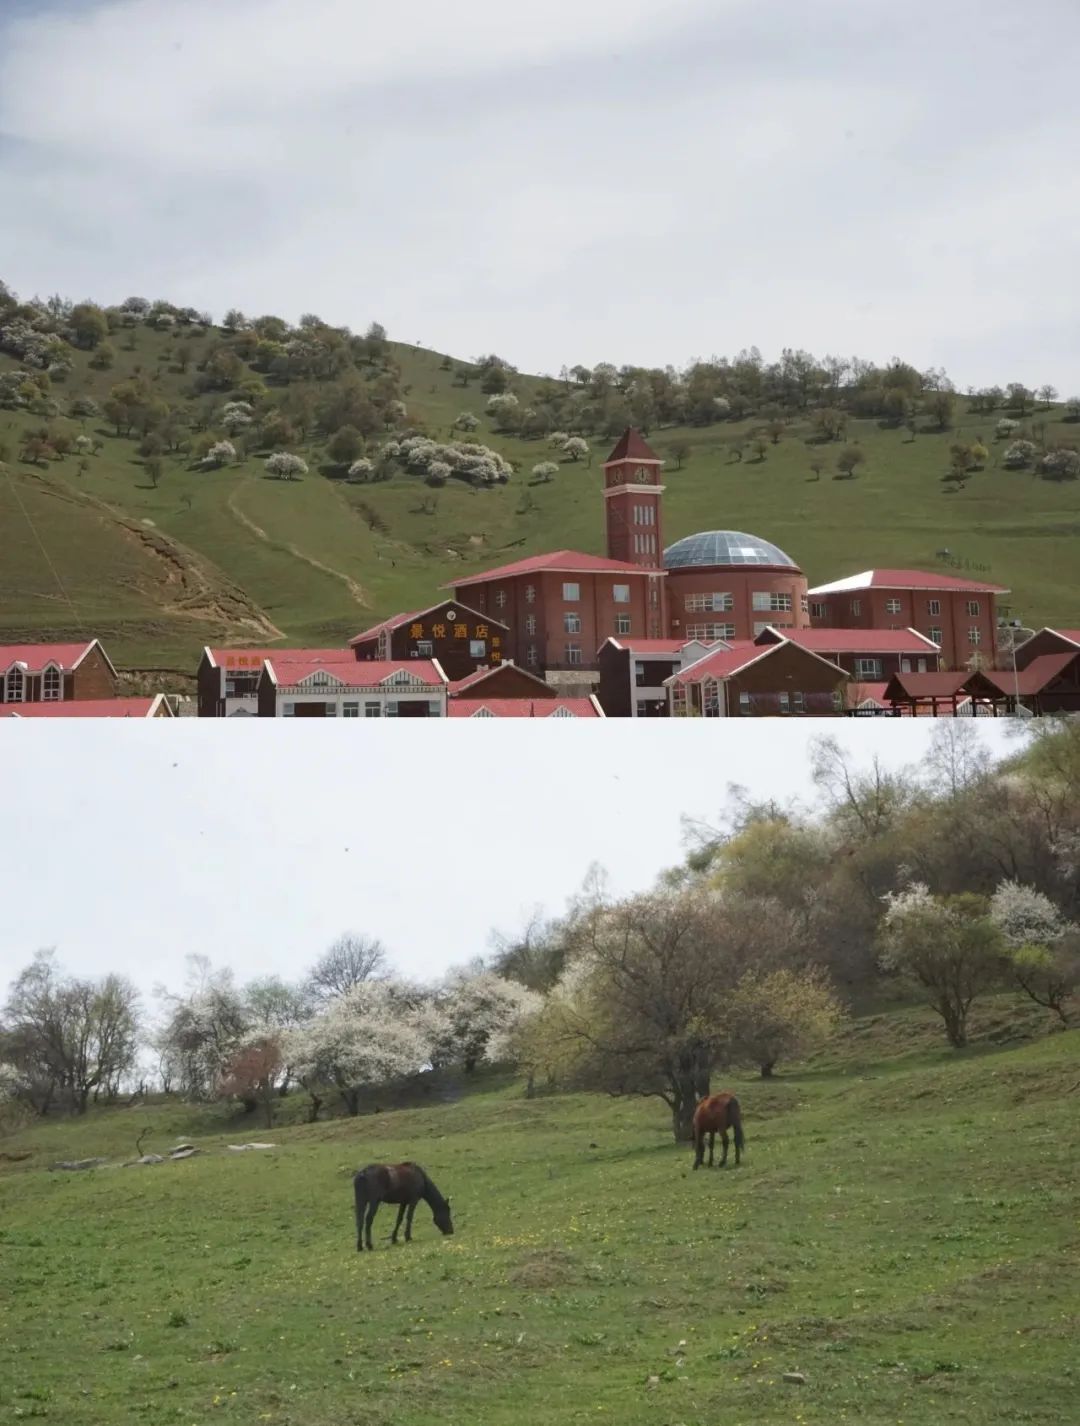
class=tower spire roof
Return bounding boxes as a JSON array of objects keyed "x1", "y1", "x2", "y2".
[{"x1": 604, "y1": 427, "x2": 662, "y2": 464}]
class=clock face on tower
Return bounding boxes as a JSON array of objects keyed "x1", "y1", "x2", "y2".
[{"x1": 635, "y1": 467, "x2": 650, "y2": 482}]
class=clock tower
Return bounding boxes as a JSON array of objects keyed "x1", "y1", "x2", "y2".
[{"x1": 602, "y1": 427, "x2": 667, "y2": 638}]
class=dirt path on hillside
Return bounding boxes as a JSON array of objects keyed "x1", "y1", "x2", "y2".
[
  {"x1": 228, "y1": 483, "x2": 370, "y2": 608},
  {"x1": 23, "y1": 470, "x2": 284, "y2": 642}
]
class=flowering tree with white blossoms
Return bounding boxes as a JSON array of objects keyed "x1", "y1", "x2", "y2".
[
  {"x1": 434, "y1": 969, "x2": 541, "y2": 1074},
  {"x1": 286, "y1": 979, "x2": 445, "y2": 1116},
  {"x1": 220, "y1": 400, "x2": 254, "y2": 435},
  {"x1": 560, "y1": 436, "x2": 589, "y2": 463},
  {"x1": 990, "y1": 881, "x2": 1078, "y2": 1023},
  {"x1": 203, "y1": 440, "x2": 236, "y2": 469},
  {"x1": 880, "y1": 884, "x2": 1004, "y2": 1047},
  {"x1": 532, "y1": 461, "x2": 559, "y2": 483},
  {"x1": 347, "y1": 457, "x2": 375, "y2": 482},
  {"x1": 265, "y1": 452, "x2": 308, "y2": 480}
]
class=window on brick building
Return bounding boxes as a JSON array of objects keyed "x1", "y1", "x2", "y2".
[
  {"x1": 4, "y1": 667, "x2": 25, "y2": 703},
  {"x1": 686, "y1": 593, "x2": 733, "y2": 613},
  {"x1": 738, "y1": 691, "x2": 751, "y2": 715},
  {"x1": 778, "y1": 692, "x2": 790, "y2": 715},
  {"x1": 810, "y1": 601, "x2": 827, "y2": 619},
  {"x1": 929, "y1": 627, "x2": 943, "y2": 645},
  {"x1": 793, "y1": 691, "x2": 805, "y2": 714},
  {"x1": 969, "y1": 627, "x2": 981, "y2": 646},
  {"x1": 565, "y1": 644, "x2": 583, "y2": 666},
  {"x1": 525, "y1": 585, "x2": 535, "y2": 603},
  {"x1": 686, "y1": 623, "x2": 736, "y2": 640},
  {"x1": 469, "y1": 640, "x2": 486, "y2": 658},
  {"x1": 526, "y1": 646, "x2": 538, "y2": 667},
  {"x1": 564, "y1": 613, "x2": 581, "y2": 634},
  {"x1": 613, "y1": 584, "x2": 631, "y2": 603},
  {"x1": 855, "y1": 658, "x2": 883, "y2": 678},
  {"x1": 42, "y1": 666, "x2": 61, "y2": 701},
  {"x1": 525, "y1": 615, "x2": 536, "y2": 635},
  {"x1": 615, "y1": 614, "x2": 631, "y2": 635},
  {"x1": 885, "y1": 598, "x2": 902, "y2": 615},
  {"x1": 562, "y1": 582, "x2": 580, "y2": 602},
  {"x1": 494, "y1": 589, "x2": 507, "y2": 607},
  {"x1": 417, "y1": 641, "x2": 433, "y2": 656},
  {"x1": 966, "y1": 600, "x2": 981, "y2": 616},
  {"x1": 928, "y1": 599, "x2": 941, "y2": 616},
  {"x1": 752, "y1": 591, "x2": 791, "y2": 612},
  {"x1": 850, "y1": 599, "x2": 862, "y2": 616}
]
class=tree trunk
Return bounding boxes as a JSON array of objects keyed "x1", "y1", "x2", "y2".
[
  {"x1": 262, "y1": 1097, "x2": 275, "y2": 1129},
  {"x1": 307, "y1": 1094, "x2": 323, "y2": 1124},
  {"x1": 670, "y1": 1078, "x2": 699, "y2": 1142},
  {"x1": 342, "y1": 1089, "x2": 360, "y2": 1116},
  {"x1": 760, "y1": 1061, "x2": 776, "y2": 1079},
  {"x1": 524, "y1": 1072, "x2": 536, "y2": 1100},
  {"x1": 464, "y1": 1055, "x2": 477, "y2": 1074}
]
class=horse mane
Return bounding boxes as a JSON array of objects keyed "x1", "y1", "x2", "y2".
[{"x1": 420, "y1": 1168, "x2": 448, "y2": 1209}]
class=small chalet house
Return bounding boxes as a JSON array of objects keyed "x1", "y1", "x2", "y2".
[
  {"x1": 752, "y1": 625, "x2": 942, "y2": 681},
  {"x1": 197, "y1": 647, "x2": 354, "y2": 717},
  {"x1": 883, "y1": 653, "x2": 1080, "y2": 717},
  {"x1": 256, "y1": 654, "x2": 448, "y2": 717},
  {"x1": 596, "y1": 637, "x2": 722, "y2": 717},
  {"x1": 6, "y1": 695, "x2": 173, "y2": 718},
  {"x1": 446, "y1": 661, "x2": 605, "y2": 717},
  {"x1": 665, "y1": 639, "x2": 850, "y2": 717},
  {"x1": 0, "y1": 640, "x2": 119, "y2": 706},
  {"x1": 349, "y1": 600, "x2": 510, "y2": 681},
  {"x1": 806, "y1": 569, "x2": 1008, "y2": 670}
]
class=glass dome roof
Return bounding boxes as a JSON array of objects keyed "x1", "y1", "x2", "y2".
[{"x1": 663, "y1": 530, "x2": 799, "y2": 571}]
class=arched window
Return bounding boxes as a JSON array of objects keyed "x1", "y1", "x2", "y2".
[
  {"x1": 5, "y1": 667, "x2": 25, "y2": 703},
  {"x1": 42, "y1": 666, "x2": 62, "y2": 701}
]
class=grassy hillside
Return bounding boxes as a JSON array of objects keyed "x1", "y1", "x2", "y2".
[
  {"x1": 1, "y1": 998, "x2": 1077, "y2": 1426},
  {"x1": 2, "y1": 323, "x2": 1079, "y2": 673}
]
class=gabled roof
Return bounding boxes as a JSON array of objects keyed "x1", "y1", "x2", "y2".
[
  {"x1": 447, "y1": 549, "x2": 663, "y2": 590},
  {"x1": 881, "y1": 671, "x2": 973, "y2": 700},
  {"x1": 846, "y1": 682, "x2": 891, "y2": 706},
  {"x1": 5, "y1": 695, "x2": 170, "y2": 718},
  {"x1": 447, "y1": 697, "x2": 603, "y2": 718},
  {"x1": 666, "y1": 639, "x2": 848, "y2": 688},
  {"x1": 1015, "y1": 627, "x2": 1080, "y2": 653},
  {"x1": 448, "y1": 664, "x2": 555, "y2": 697},
  {"x1": 598, "y1": 637, "x2": 710, "y2": 657},
  {"x1": 0, "y1": 640, "x2": 116, "y2": 676},
  {"x1": 262, "y1": 656, "x2": 447, "y2": 690},
  {"x1": 348, "y1": 600, "x2": 508, "y2": 647},
  {"x1": 808, "y1": 569, "x2": 1009, "y2": 595},
  {"x1": 604, "y1": 427, "x2": 662, "y2": 464},
  {"x1": 755, "y1": 625, "x2": 941, "y2": 654},
  {"x1": 975, "y1": 652, "x2": 1079, "y2": 696}
]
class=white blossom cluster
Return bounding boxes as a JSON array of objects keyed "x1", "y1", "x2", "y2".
[{"x1": 382, "y1": 434, "x2": 511, "y2": 486}]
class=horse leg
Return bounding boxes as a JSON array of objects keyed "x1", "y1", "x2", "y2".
[
  {"x1": 356, "y1": 1193, "x2": 366, "y2": 1252},
  {"x1": 708, "y1": 1131, "x2": 716, "y2": 1167},
  {"x1": 405, "y1": 1200, "x2": 417, "y2": 1242},
  {"x1": 719, "y1": 1129, "x2": 729, "y2": 1167},
  {"x1": 365, "y1": 1201, "x2": 379, "y2": 1250},
  {"x1": 391, "y1": 1202, "x2": 407, "y2": 1244},
  {"x1": 692, "y1": 1131, "x2": 704, "y2": 1169}
]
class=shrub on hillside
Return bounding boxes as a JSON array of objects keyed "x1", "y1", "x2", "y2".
[
  {"x1": 1002, "y1": 439, "x2": 1037, "y2": 469},
  {"x1": 1039, "y1": 447, "x2": 1080, "y2": 481},
  {"x1": 204, "y1": 440, "x2": 237, "y2": 469}
]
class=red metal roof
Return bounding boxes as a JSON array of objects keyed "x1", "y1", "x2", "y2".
[
  {"x1": 882, "y1": 671, "x2": 972, "y2": 699},
  {"x1": 600, "y1": 637, "x2": 694, "y2": 656},
  {"x1": 670, "y1": 640, "x2": 844, "y2": 687},
  {"x1": 207, "y1": 646, "x2": 355, "y2": 669},
  {"x1": 808, "y1": 568, "x2": 1008, "y2": 595},
  {"x1": 6, "y1": 697, "x2": 163, "y2": 718},
  {"x1": 448, "y1": 698, "x2": 601, "y2": 718},
  {"x1": 0, "y1": 641, "x2": 102, "y2": 673},
  {"x1": 447, "y1": 549, "x2": 661, "y2": 590},
  {"x1": 264, "y1": 657, "x2": 445, "y2": 689},
  {"x1": 604, "y1": 428, "x2": 662, "y2": 464},
  {"x1": 757, "y1": 626, "x2": 940, "y2": 654},
  {"x1": 978, "y1": 652, "x2": 1079, "y2": 696}
]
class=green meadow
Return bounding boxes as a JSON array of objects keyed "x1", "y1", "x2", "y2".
[
  {"x1": 1, "y1": 997, "x2": 1077, "y2": 1426},
  {"x1": 2, "y1": 324, "x2": 1079, "y2": 675}
]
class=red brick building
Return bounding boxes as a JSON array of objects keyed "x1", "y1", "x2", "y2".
[
  {"x1": 806, "y1": 570, "x2": 1008, "y2": 670},
  {"x1": 1012, "y1": 628, "x2": 1080, "y2": 670},
  {"x1": 596, "y1": 637, "x2": 722, "y2": 717},
  {"x1": 0, "y1": 641, "x2": 119, "y2": 706},
  {"x1": 446, "y1": 662, "x2": 605, "y2": 717},
  {"x1": 349, "y1": 600, "x2": 510, "y2": 680}
]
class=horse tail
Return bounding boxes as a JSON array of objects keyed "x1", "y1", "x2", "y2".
[{"x1": 729, "y1": 1097, "x2": 745, "y2": 1151}]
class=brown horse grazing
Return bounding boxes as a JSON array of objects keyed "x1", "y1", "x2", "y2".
[
  {"x1": 353, "y1": 1162, "x2": 454, "y2": 1251},
  {"x1": 692, "y1": 1092, "x2": 745, "y2": 1170}
]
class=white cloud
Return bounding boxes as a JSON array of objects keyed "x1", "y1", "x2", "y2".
[{"x1": 1, "y1": 0, "x2": 1078, "y2": 388}]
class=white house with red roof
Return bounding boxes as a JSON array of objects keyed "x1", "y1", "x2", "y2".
[
  {"x1": 806, "y1": 568, "x2": 1008, "y2": 670},
  {"x1": 198, "y1": 647, "x2": 354, "y2": 717},
  {"x1": 595, "y1": 636, "x2": 726, "y2": 717},
  {"x1": 256, "y1": 654, "x2": 448, "y2": 718},
  {"x1": 0, "y1": 640, "x2": 119, "y2": 706},
  {"x1": 448, "y1": 697, "x2": 604, "y2": 718}
]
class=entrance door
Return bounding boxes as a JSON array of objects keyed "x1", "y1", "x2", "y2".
[{"x1": 293, "y1": 702, "x2": 327, "y2": 717}]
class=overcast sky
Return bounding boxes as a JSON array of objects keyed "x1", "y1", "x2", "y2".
[
  {"x1": 2, "y1": 0, "x2": 1078, "y2": 391},
  {"x1": 0, "y1": 721, "x2": 1018, "y2": 1009}
]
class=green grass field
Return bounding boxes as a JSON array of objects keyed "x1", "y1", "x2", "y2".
[
  {"x1": 2, "y1": 998, "x2": 1077, "y2": 1426},
  {"x1": 3, "y1": 326, "x2": 1079, "y2": 672}
]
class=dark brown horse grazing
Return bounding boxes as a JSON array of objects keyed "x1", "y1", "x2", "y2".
[
  {"x1": 692, "y1": 1092, "x2": 745, "y2": 1169},
  {"x1": 353, "y1": 1162, "x2": 454, "y2": 1251}
]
